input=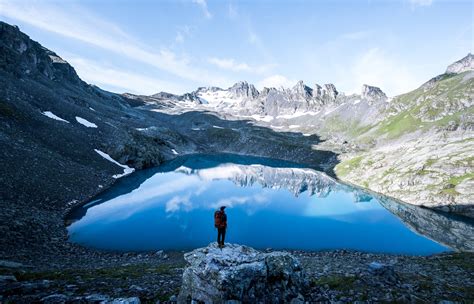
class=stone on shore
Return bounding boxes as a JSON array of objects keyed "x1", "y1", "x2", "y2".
[{"x1": 178, "y1": 243, "x2": 307, "y2": 303}]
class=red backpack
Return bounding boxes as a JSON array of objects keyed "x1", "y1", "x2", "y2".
[{"x1": 214, "y1": 210, "x2": 223, "y2": 228}]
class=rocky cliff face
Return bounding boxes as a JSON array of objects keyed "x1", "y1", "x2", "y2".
[{"x1": 446, "y1": 53, "x2": 474, "y2": 74}]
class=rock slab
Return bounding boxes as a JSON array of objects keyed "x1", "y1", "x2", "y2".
[{"x1": 178, "y1": 243, "x2": 307, "y2": 304}]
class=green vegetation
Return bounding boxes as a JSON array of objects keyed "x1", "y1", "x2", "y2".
[
  {"x1": 363, "y1": 72, "x2": 473, "y2": 140},
  {"x1": 376, "y1": 109, "x2": 422, "y2": 139},
  {"x1": 440, "y1": 172, "x2": 474, "y2": 196},
  {"x1": 335, "y1": 155, "x2": 364, "y2": 176},
  {"x1": 441, "y1": 187, "x2": 459, "y2": 196},
  {"x1": 381, "y1": 168, "x2": 396, "y2": 178},
  {"x1": 447, "y1": 172, "x2": 474, "y2": 186}
]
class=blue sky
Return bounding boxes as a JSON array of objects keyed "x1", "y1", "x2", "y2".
[{"x1": 0, "y1": 0, "x2": 472, "y2": 96}]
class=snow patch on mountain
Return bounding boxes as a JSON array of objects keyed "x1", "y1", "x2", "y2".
[
  {"x1": 42, "y1": 111, "x2": 69, "y2": 123},
  {"x1": 76, "y1": 116, "x2": 98, "y2": 128},
  {"x1": 94, "y1": 149, "x2": 135, "y2": 179}
]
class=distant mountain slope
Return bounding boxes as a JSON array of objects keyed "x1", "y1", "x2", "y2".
[
  {"x1": 132, "y1": 54, "x2": 473, "y2": 217},
  {"x1": 335, "y1": 61, "x2": 474, "y2": 216}
]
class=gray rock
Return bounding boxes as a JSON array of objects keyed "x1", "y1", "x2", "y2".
[
  {"x1": 446, "y1": 53, "x2": 473, "y2": 74},
  {"x1": 85, "y1": 294, "x2": 110, "y2": 302},
  {"x1": 109, "y1": 297, "x2": 141, "y2": 304},
  {"x1": 0, "y1": 275, "x2": 17, "y2": 283},
  {"x1": 178, "y1": 243, "x2": 306, "y2": 303},
  {"x1": 0, "y1": 260, "x2": 25, "y2": 268},
  {"x1": 368, "y1": 262, "x2": 398, "y2": 284},
  {"x1": 41, "y1": 294, "x2": 68, "y2": 304}
]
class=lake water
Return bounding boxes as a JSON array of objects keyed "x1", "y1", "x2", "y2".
[{"x1": 67, "y1": 154, "x2": 451, "y2": 255}]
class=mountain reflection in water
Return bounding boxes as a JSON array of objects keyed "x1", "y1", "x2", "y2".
[{"x1": 67, "y1": 154, "x2": 472, "y2": 254}]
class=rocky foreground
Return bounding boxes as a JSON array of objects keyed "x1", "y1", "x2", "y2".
[{"x1": 1, "y1": 243, "x2": 473, "y2": 303}]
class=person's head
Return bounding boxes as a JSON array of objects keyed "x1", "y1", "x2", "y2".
[{"x1": 220, "y1": 206, "x2": 226, "y2": 212}]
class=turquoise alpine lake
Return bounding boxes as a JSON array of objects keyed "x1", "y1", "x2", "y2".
[{"x1": 67, "y1": 154, "x2": 472, "y2": 255}]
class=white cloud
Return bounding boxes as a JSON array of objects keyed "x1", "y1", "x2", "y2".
[
  {"x1": 67, "y1": 56, "x2": 187, "y2": 94},
  {"x1": 0, "y1": 0, "x2": 228, "y2": 86},
  {"x1": 215, "y1": 193, "x2": 269, "y2": 208},
  {"x1": 192, "y1": 0, "x2": 212, "y2": 19},
  {"x1": 207, "y1": 57, "x2": 275, "y2": 74},
  {"x1": 166, "y1": 194, "x2": 192, "y2": 213},
  {"x1": 347, "y1": 48, "x2": 420, "y2": 96},
  {"x1": 409, "y1": 0, "x2": 433, "y2": 7},
  {"x1": 257, "y1": 74, "x2": 297, "y2": 90}
]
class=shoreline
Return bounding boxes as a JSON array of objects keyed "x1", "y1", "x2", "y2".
[{"x1": 1, "y1": 155, "x2": 473, "y2": 302}]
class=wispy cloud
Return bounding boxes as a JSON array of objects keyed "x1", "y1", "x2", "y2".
[
  {"x1": 67, "y1": 56, "x2": 187, "y2": 94},
  {"x1": 208, "y1": 57, "x2": 275, "y2": 74},
  {"x1": 257, "y1": 74, "x2": 297, "y2": 90},
  {"x1": 192, "y1": 0, "x2": 212, "y2": 19},
  {"x1": 346, "y1": 48, "x2": 420, "y2": 96},
  {"x1": 0, "y1": 0, "x2": 228, "y2": 88}
]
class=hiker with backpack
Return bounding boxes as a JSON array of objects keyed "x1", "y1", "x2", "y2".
[{"x1": 214, "y1": 206, "x2": 227, "y2": 248}]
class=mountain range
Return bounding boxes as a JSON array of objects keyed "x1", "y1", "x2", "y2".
[{"x1": 0, "y1": 20, "x2": 473, "y2": 222}]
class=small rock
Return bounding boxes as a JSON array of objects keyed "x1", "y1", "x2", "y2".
[
  {"x1": 41, "y1": 294, "x2": 68, "y2": 304},
  {"x1": 290, "y1": 293, "x2": 305, "y2": 304},
  {"x1": 0, "y1": 260, "x2": 25, "y2": 268},
  {"x1": 85, "y1": 294, "x2": 110, "y2": 302},
  {"x1": 129, "y1": 285, "x2": 145, "y2": 292},
  {"x1": 0, "y1": 275, "x2": 17, "y2": 283},
  {"x1": 110, "y1": 297, "x2": 141, "y2": 304}
]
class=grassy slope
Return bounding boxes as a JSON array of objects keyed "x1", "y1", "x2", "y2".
[{"x1": 333, "y1": 72, "x2": 474, "y2": 214}]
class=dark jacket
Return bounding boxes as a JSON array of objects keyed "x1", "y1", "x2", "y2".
[{"x1": 219, "y1": 212, "x2": 227, "y2": 229}]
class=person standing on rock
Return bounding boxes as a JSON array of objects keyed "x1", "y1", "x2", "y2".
[{"x1": 214, "y1": 206, "x2": 227, "y2": 248}]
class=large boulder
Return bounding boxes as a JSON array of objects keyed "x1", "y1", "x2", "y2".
[{"x1": 178, "y1": 243, "x2": 307, "y2": 304}]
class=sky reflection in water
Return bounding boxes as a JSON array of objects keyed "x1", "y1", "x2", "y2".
[{"x1": 67, "y1": 154, "x2": 449, "y2": 255}]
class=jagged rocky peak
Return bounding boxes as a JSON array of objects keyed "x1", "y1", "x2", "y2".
[
  {"x1": 180, "y1": 92, "x2": 203, "y2": 104},
  {"x1": 361, "y1": 84, "x2": 387, "y2": 100},
  {"x1": 446, "y1": 53, "x2": 474, "y2": 74},
  {"x1": 323, "y1": 84, "x2": 338, "y2": 98},
  {"x1": 151, "y1": 92, "x2": 177, "y2": 99},
  {"x1": 260, "y1": 87, "x2": 278, "y2": 97},
  {"x1": 0, "y1": 21, "x2": 82, "y2": 84},
  {"x1": 195, "y1": 86, "x2": 222, "y2": 94},
  {"x1": 291, "y1": 80, "x2": 313, "y2": 99},
  {"x1": 228, "y1": 81, "x2": 259, "y2": 99}
]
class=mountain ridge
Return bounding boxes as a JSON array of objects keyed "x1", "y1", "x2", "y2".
[{"x1": 0, "y1": 20, "x2": 472, "y2": 219}]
